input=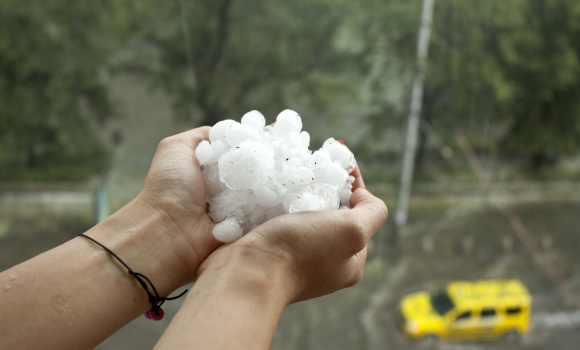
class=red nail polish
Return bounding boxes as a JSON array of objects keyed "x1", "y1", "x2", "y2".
[{"x1": 337, "y1": 140, "x2": 345, "y2": 145}]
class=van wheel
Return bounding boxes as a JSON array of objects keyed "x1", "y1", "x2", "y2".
[
  {"x1": 419, "y1": 334, "x2": 437, "y2": 347},
  {"x1": 503, "y1": 330, "x2": 520, "y2": 342}
]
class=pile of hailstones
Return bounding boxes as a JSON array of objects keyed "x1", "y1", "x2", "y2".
[{"x1": 195, "y1": 109, "x2": 357, "y2": 243}]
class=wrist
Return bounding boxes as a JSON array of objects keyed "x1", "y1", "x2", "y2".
[
  {"x1": 134, "y1": 190, "x2": 221, "y2": 285},
  {"x1": 197, "y1": 236, "x2": 298, "y2": 305},
  {"x1": 86, "y1": 197, "x2": 195, "y2": 297},
  {"x1": 157, "y1": 242, "x2": 292, "y2": 349}
]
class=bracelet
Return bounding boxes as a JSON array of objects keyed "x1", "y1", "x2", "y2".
[{"x1": 78, "y1": 233, "x2": 188, "y2": 321}]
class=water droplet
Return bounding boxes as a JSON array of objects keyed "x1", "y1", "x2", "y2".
[
  {"x1": 4, "y1": 285, "x2": 11, "y2": 291},
  {"x1": 51, "y1": 294, "x2": 69, "y2": 313}
]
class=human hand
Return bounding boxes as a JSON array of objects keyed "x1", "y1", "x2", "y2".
[
  {"x1": 130, "y1": 127, "x2": 221, "y2": 290},
  {"x1": 195, "y1": 165, "x2": 388, "y2": 304},
  {"x1": 0, "y1": 127, "x2": 224, "y2": 350},
  {"x1": 155, "y1": 162, "x2": 386, "y2": 350}
]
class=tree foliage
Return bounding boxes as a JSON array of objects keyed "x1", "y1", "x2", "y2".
[
  {"x1": 423, "y1": 0, "x2": 580, "y2": 167},
  {"x1": 3, "y1": 0, "x2": 580, "y2": 182},
  {"x1": 492, "y1": 0, "x2": 580, "y2": 167},
  {"x1": 0, "y1": 0, "x2": 115, "y2": 181},
  {"x1": 115, "y1": 0, "x2": 363, "y2": 128}
]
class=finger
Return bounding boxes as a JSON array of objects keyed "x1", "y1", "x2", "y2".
[
  {"x1": 343, "y1": 187, "x2": 388, "y2": 242},
  {"x1": 273, "y1": 188, "x2": 386, "y2": 257},
  {"x1": 351, "y1": 187, "x2": 388, "y2": 223},
  {"x1": 173, "y1": 126, "x2": 211, "y2": 146},
  {"x1": 155, "y1": 126, "x2": 211, "y2": 157}
]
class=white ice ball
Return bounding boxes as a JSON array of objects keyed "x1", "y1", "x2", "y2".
[
  {"x1": 309, "y1": 149, "x2": 332, "y2": 169},
  {"x1": 213, "y1": 217, "x2": 243, "y2": 243},
  {"x1": 209, "y1": 189, "x2": 251, "y2": 222},
  {"x1": 253, "y1": 185, "x2": 280, "y2": 208},
  {"x1": 289, "y1": 185, "x2": 332, "y2": 213},
  {"x1": 196, "y1": 109, "x2": 358, "y2": 243},
  {"x1": 241, "y1": 110, "x2": 266, "y2": 131},
  {"x1": 195, "y1": 140, "x2": 214, "y2": 166},
  {"x1": 224, "y1": 123, "x2": 262, "y2": 147},
  {"x1": 340, "y1": 189, "x2": 353, "y2": 207},
  {"x1": 218, "y1": 140, "x2": 275, "y2": 190},
  {"x1": 211, "y1": 140, "x2": 228, "y2": 160},
  {"x1": 274, "y1": 109, "x2": 302, "y2": 134},
  {"x1": 209, "y1": 119, "x2": 237, "y2": 143},
  {"x1": 324, "y1": 139, "x2": 357, "y2": 173},
  {"x1": 201, "y1": 163, "x2": 226, "y2": 199},
  {"x1": 300, "y1": 131, "x2": 310, "y2": 148},
  {"x1": 313, "y1": 162, "x2": 348, "y2": 187}
]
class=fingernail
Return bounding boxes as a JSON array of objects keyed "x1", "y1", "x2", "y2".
[
  {"x1": 363, "y1": 188, "x2": 372, "y2": 195},
  {"x1": 337, "y1": 140, "x2": 345, "y2": 145}
]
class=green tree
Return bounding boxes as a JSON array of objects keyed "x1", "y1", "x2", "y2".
[
  {"x1": 392, "y1": 0, "x2": 580, "y2": 169},
  {"x1": 112, "y1": 0, "x2": 580, "y2": 171},
  {"x1": 0, "y1": 0, "x2": 115, "y2": 181},
  {"x1": 115, "y1": 0, "x2": 368, "y2": 127},
  {"x1": 492, "y1": 0, "x2": 580, "y2": 168}
]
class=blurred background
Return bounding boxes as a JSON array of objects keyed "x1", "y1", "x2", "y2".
[{"x1": 1, "y1": 0, "x2": 580, "y2": 349}]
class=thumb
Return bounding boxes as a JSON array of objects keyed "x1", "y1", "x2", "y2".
[
  {"x1": 349, "y1": 187, "x2": 375, "y2": 207},
  {"x1": 349, "y1": 187, "x2": 389, "y2": 234}
]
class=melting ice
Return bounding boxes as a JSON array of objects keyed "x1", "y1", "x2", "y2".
[{"x1": 196, "y1": 109, "x2": 356, "y2": 242}]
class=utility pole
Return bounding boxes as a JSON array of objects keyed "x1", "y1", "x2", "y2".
[{"x1": 394, "y1": 0, "x2": 436, "y2": 243}]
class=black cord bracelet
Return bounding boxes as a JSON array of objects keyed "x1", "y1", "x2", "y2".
[{"x1": 78, "y1": 233, "x2": 188, "y2": 321}]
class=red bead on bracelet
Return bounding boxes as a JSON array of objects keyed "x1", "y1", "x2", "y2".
[{"x1": 145, "y1": 308, "x2": 165, "y2": 321}]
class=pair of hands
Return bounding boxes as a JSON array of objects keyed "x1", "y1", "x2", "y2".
[{"x1": 139, "y1": 126, "x2": 388, "y2": 304}]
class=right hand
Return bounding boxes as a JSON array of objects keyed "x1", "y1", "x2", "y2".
[{"x1": 196, "y1": 165, "x2": 388, "y2": 304}]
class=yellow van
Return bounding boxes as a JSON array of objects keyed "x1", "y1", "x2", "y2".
[{"x1": 395, "y1": 280, "x2": 532, "y2": 341}]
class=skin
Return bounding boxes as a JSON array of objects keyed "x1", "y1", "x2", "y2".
[{"x1": 0, "y1": 127, "x2": 388, "y2": 350}]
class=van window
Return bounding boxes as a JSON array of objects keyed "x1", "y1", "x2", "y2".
[
  {"x1": 506, "y1": 307, "x2": 522, "y2": 315},
  {"x1": 430, "y1": 289, "x2": 455, "y2": 316},
  {"x1": 455, "y1": 311, "x2": 471, "y2": 322},
  {"x1": 481, "y1": 309, "x2": 496, "y2": 318}
]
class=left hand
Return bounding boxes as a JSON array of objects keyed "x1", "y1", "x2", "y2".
[{"x1": 134, "y1": 126, "x2": 222, "y2": 289}]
